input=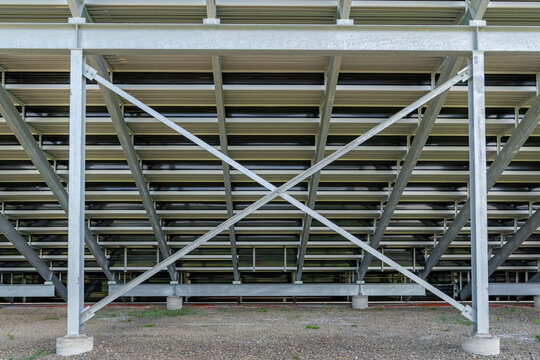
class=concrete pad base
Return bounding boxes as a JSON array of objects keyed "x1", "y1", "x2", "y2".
[
  {"x1": 56, "y1": 334, "x2": 93, "y2": 356},
  {"x1": 352, "y1": 295, "x2": 368, "y2": 309},
  {"x1": 461, "y1": 334, "x2": 500, "y2": 356},
  {"x1": 166, "y1": 295, "x2": 183, "y2": 310},
  {"x1": 534, "y1": 295, "x2": 540, "y2": 309}
]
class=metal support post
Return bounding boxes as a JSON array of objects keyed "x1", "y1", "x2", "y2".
[
  {"x1": 67, "y1": 49, "x2": 86, "y2": 336},
  {"x1": 57, "y1": 49, "x2": 94, "y2": 357},
  {"x1": 461, "y1": 50, "x2": 499, "y2": 356}
]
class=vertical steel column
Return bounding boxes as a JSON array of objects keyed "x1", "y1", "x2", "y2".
[
  {"x1": 67, "y1": 49, "x2": 86, "y2": 335},
  {"x1": 468, "y1": 50, "x2": 489, "y2": 334}
]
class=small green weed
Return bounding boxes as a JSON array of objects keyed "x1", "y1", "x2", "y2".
[
  {"x1": 496, "y1": 317, "x2": 501, "y2": 321},
  {"x1": 535, "y1": 318, "x2": 540, "y2": 324},
  {"x1": 10, "y1": 349, "x2": 53, "y2": 360},
  {"x1": 351, "y1": 324, "x2": 358, "y2": 328},
  {"x1": 444, "y1": 328, "x2": 450, "y2": 332},
  {"x1": 430, "y1": 307, "x2": 438, "y2": 310},
  {"x1": 121, "y1": 318, "x2": 131, "y2": 323},
  {"x1": 143, "y1": 323, "x2": 155, "y2": 328},
  {"x1": 534, "y1": 334, "x2": 540, "y2": 342},
  {"x1": 280, "y1": 307, "x2": 291, "y2": 312},
  {"x1": 258, "y1": 307, "x2": 268, "y2": 313},
  {"x1": 306, "y1": 324, "x2": 320, "y2": 330},
  {"x1": 201, "y1": 325, "x2": 209, "y2": 328},
  {"x1": 370, "y1": 307, "x2": 384, "y2": 311},
  {"x1": 293, "y1": 355, "x2": 300, "y2": 360},
  {"x1": 7, "y1": 333, "x2": 14, "y2": 340},
  {"x1": 129, "y1": 308, "x2": 180, "y2": 318},
  {"x1": 95, "y1": 333, "x2": 101, "y2": 338},
  {"x1": 455, "y1": 317, "x2": 473, "y2": 326},
  {"x1": 507, "y1": 307, "x2": 517, "y2": 312}
]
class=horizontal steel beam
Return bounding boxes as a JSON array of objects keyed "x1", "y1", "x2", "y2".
[
  {"x1": 0, "y1": 24, "x2": 539, "y2": 55},
  {"x1": 488, "y1": 283, "x2": 540, "y2": 296},
  {"x1": 108, "y1": 283, "x2": 425, "y2": 297},
  {"x1": 0, "y1": 284, "x2": 55, "y2": 297}
]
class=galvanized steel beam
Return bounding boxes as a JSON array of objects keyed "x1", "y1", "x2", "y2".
[
  {"x1": 357, "y1": 56, "x2": 464, "y2": 281},
  {"x1": 420, "y1": 92, "x2": 540, "y2": 280},
  {"x1": 0, "y1": 212, "x2": 67, "y2": 299},
  {"x1": 296, "y1": 56, "x2": 341, "y2": 283},
  {"x1": 87, "y1": 56, "x2": 178, "y2": 282},
  {"x1": 0, "y1": 83, "x2": 116, "y2": 281},
  {"x1": 0, "y1": 24, "x2": 540, "y2": 55},
  {"x1": 212, "y1": 55, "x2": 240, "y2": 283},
  {"x1": 460, "y1": 208, "x2": 540, "y2": 300}
]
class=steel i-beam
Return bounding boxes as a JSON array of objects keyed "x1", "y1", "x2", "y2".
[
  {"x1": 67, "y1": 49, "x2": 86, "y2": 335},
  {"x1": 87, "y1": 56, "x2": 178, "y2": 282},
  {"x1": 211, "y1": 55, "x2": 240, "y2": 283},
  {"x1": 0, "y1": 85, "x2": 115, "y2": 282},
  {"x1": 356, "y1": 56, "x2": 464, "y2": 281},
  {"x1": 0, "y1": 212, "x2": 67, "y2": 299},
  {"x1": 460, "y1": 208, "x2": 540, "y2": 299},
  {"x1": 468, "y1": 50, "x2": 489, "y2": 334},
  {"x1": 420, "y1": 91, "x2": 540, "y2": 280},
  {"x1": 296, "y1": 56, "x2": 341, "y2": 283},
  {"x1": 79, "y1": 65, "x2": 474, "y2": 323}
]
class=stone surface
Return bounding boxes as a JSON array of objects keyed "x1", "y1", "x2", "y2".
[
  {"x1": 351, "y1": 295, "x2": 368, "y2": 309},
  {"x1": 56, "y1": 334, "x2": 93, "y2": 356},
  {"x1": 461, "y1": 334, "x2": 500, "y2": 356},
  {"x1": 166, "y1": 296, "x2": 183, "y2": 310}
]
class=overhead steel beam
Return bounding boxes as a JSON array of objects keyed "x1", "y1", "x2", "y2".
[
  {"x1": 357, "y1": 56, "x2": 464, "y2": 281},
  {"x1": 460, "y1": 208, "x2": 540, "y2": 300},
  {"x1": 211, "y1": 55, "x2": 240, "y2": 283},
  {"x1": 0, "y1": 212, "x2": 67, "y2": 299},
  {"x1": 79, "y1": 65, "x2": 474, "y2": 323},
  {"x1": 295, "y1": 56, "x2": 341, "y2": 283},
  {"x1": 1, "y1": 24, "x2": 540, "y2": 55},
  {"x1": 420, "y1": 92, "x2": 540, "y2": 280},
  {"x1": 0, "y1": 84, "x2": 116, "y2": 282},
  {"x1": 86, "y1": 56, "x2": 178, "y2": 282},
  {"x1": 488, "y1": 283, "x2": 540, "y2": 296}
]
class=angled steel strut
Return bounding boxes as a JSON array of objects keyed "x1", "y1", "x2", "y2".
[{"x1": 80, "y1": 64, "x2": 474, "y2": 323}]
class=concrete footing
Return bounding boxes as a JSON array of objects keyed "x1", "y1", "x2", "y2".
[
  {"x1": 56, "y1": 334, "x2": 93, "y2": 356},
  {"x1": 352, "y1": 295, "x2": 368, "y2": 309},
  {"x1": 534, "y1": 295, "x2": 540, "y2": 309},
  {"x1": 166, "y1": 295, "x2": 183, "y2": 310},
  {"x1": 461, "y1": 334, "x2": 500, "y2": 356}
]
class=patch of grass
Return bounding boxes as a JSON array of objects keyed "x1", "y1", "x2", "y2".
[
  {"x1": 293, "y1": 355, "x2": 299, "y2": 360},
  {"x1": 180, "y1": 308, "x2": 207, "y2": 316},
  {"x1": 496, "y1": 317, "x2": 501, "y2": 321},
  {"x1": 454, "y1": 317, "x2": 473, "y2": 326},
  {"x1": 95, "y1": 333, "x2": 102, "y2": 338},
  {"x1": 129, "y1": 308, "x2": 180, "y2": 319},
  {"x1": 94, "y1": 310, "x2": 121, "y2": 319},
  {"x1": 534, "y1": 334, "x2": 540, "y2": 342},
  {"x1": 143, "y1": 323, "x2": 155, "y2": 328},
  {"x1": 9, "y1": 349, "x2": 53, "y2": 360},
  {"x1": 280, "y1": 307, "x2": 291, "y2": 312},
  {"x1": 306, "y1": 324, "x2": 320, "y2": 330},
  {"x1": 444, "y1": 328, "x2": 450, "y2": 332},
  {"x1": 507, "y1": 307, "x2": 517, "y2": 312},
  {"x1": 369, "y1": 307, "x2": 384, "y2": 311},
  {"x1": 7, "y1": 332, "x2": 15, "y2": 340},
  {"x1": 535, "y1": 318, "x2": 540, "y2": 324},
  {"x1": 121, "y1": 318, "x2": 131, "y2": 323},
  {"x1": 430, "y1": 307, "x2": 438, "y2": 310},
  {"x1": 41, "y1": 315, "x2": 59, "y2": 321},
  {"x1": 201, "y1": 325, "x2": 209, "y2": 328},
  {"x1": 350, "y1": 324, "x2": 358, "y2": 328},
  {"x1": 257, "y1": 307, "x2": 268, "y2": 313},
  {"x1": 220, "y1": 307, "x2": 236, "y2": 314}
]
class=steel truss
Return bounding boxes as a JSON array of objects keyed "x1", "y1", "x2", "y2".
[{"x1": 74, "y1": 63, "x2": 476, "y2": 325}]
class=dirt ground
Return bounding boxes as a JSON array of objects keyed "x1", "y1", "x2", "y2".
[{"x1": 0, "y1": 303, "x2": 539, "y2": 360}]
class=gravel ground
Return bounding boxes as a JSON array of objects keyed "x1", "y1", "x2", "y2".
[{"x1": 0, "y1": 303, "x2": 539, "y2": 359}]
